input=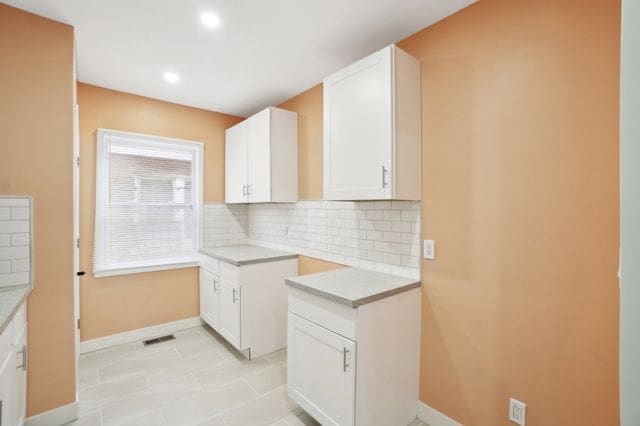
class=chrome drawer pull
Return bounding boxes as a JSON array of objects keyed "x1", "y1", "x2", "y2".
[{"x1": 343, "y1": 347, "x2": 350, "y2": 372}]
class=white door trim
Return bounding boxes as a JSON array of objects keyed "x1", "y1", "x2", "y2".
[{"x1": 79, "y1": 316, "x2": 203, "y2": 354}]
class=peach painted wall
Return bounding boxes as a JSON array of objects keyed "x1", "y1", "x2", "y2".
[
  {"x1": 396, "y1": 0, "x2": 620, "y2": 424},
  {"x1": 275, "y1": 0, "x2": 621, "y2": 423},
  {"x1": 77, "y1": 83, "x2": 242, "y2": 340},
  {"x1": 298, "y1": 255, "x2": 345, "y2": 275},
  {"x1": 278, "y1": 85, "x2": 324, "y2": 200},
  {"x1": 0, "y1": 4, "x2": 76, "y2": 417}
]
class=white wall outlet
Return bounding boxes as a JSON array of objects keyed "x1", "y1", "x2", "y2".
[
  {"x1": 509, "y1": 398, "x2": 526, "y2": 425},
  {"x1": 423, "y1": 240, "x2": 435, "y2": 259}
]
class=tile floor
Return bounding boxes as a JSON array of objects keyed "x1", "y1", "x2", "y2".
[{"x1": 67, "y1": 325, "x2": 428, "y2": 426}]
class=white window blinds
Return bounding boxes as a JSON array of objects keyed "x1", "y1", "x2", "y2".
[{"x1": 94, "y1": 129, "x2": 203, "y2": 277}]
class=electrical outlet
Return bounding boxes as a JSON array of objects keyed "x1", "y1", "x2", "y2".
[
  {"x1": 423, "y1": 240, "x2": 435, "y2": 259},
  {"x1": 509, "y1": 398, "x2": 526, "y2": 426}
]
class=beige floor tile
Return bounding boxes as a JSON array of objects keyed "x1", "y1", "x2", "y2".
[
  {"x1": 160, "y1": 380, "x2": 258, "y2": 425},
  {"x1": 120, "y1": 411, "x2": 166, "y2": 426},
  {"x1": 63, "y1": 409, "x2": 102, "y2": 426},
  {"x1": 196, "y1": 416, "x2": 227, "y2": 426},
  {"x1": 79, "y1": 344, "x2": 138, "y2": 371},
  {"x1": 79, "y1": 373, "x2": 148, "y2": 415},
  {"x1": 78, "y1": 367, "x2": 100, "y2": 390},
  {"x1": 194, "y1": 357, "x2": 271, "y2": 389},
  {"x1": 244, "y1": 363, "x2": 286, "y2": 395},
  {"x1": 98, "y1": 347, "x2": 180, "y2": 382},
  {"x1": 222, "y1": 386, "x2": 292, "y2": 426},
  {"x1": 101, "y1": 374, "x2": 201, "y2": 425},
  {"x1": 263, "y1": 349, "x2": 286, "y2": 365},
  {"x1": 146, "y1": 348, "x2": 226, "y2": 386}
]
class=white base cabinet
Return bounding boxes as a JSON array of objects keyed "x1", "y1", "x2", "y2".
[
  {"x1": 287, "y1": 287, "x2": 420, "y2": 426},
  {"x1": 0, "y1": 301, "x2": 27, "y2": 426},
  {"x1": 199, "y1": 254, "x2": 298, "y2": 358}
]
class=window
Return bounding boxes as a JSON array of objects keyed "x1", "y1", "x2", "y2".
[{"x1": 94, "y1": 129, "x2": 203, "y2": 277}]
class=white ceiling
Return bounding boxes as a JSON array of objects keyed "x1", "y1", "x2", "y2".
[{"x1": 3, "y1": 0, "x2": 475, "y2": 117}]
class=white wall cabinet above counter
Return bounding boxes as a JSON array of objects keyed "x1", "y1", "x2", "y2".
[
  {"x1": 225, "y1": 107, "x2": 298, "y2": 204},
  {"x1": 323, "y1": 44, "x2": 421, "y2": 201}
]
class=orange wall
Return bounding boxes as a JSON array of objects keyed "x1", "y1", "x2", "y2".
[
  {"x1": 276, "y1": 0, "x2": 621, "y2": 423},
  {"x1": 397, "y1": 0, "x2": 620, "y2": 424},
  {"x1": 0, "y1": 4, "x2": 76, "y2": 416},
  {"x1": 278, "y1": 85, "x2": 324, "y2": 200},
  {"x1": 298, "y1": 255, "x2": 345, "y2": 275},
  {"x1": 77, "y1": 83, "x2": 242, "y2": 340}
]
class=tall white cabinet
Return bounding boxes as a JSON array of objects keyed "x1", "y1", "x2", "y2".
[
  {"x1": 323, "y1": 44, "x2": 421, "y2": 200},
  {"x1": 225, "y1": 107, "x2": 298, "y2": 203}
]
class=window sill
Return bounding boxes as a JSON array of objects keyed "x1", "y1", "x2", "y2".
[{"x1": 94, "y1": 261, "x2": 199, "y2": 278}]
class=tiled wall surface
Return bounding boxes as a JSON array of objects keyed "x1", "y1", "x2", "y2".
[
  {"x1": 202, "y1": 200, "x2": 421, "y2": 279},
  {"x1": 0, "y1": 197, "x2": 32, "y2": 287},
  {"x1": 202, "y1": 203, "x2": 249, "y2": 248}
]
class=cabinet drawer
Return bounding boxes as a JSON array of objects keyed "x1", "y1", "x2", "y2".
[
  {"x1": 288, "y1": 288, "x2": 357, "y2": 341},
  {"x1": 220, "y1": 261, "x2": 240, "y2": 284},
  {"x1": 198, "y1": 254, "x2": 219, "y2": 275}
]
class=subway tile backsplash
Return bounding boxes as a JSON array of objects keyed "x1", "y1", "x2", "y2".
[
  {"x1": 0, "y1": 197, "x2": 32, "y2": 287},
  {"x1": 202, "y1": 200, "x2": 421, "y2": 279}
]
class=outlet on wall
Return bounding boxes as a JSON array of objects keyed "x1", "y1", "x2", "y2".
[
  {"x1": 509, "y1": 398, "x2": 526, "y2": 426},
  {"x1": 423, "y1": 240, "x2": 435, "y2": 259}
]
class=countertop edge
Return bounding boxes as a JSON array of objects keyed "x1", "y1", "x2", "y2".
[
  {"x1": 285, "y1": 277, "x2": 421, "y2": 308},
  {"x1": 199, "y1": 250, "x2": 298, "y2": 266},
  {"x1": 0, "y1": 285, "x2": 32, "y2": 335}
]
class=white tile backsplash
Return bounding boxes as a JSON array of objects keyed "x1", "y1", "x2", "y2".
[
  {"x1": 0, "y1": 196, "x2": 32, "y2": 287},
  {"x1": 202, "y1": 200, "x2": 421, "y2": 279}
]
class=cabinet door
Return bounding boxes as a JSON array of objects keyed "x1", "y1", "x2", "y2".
[
  {"x1": 219, "y1": 280, "x2": 241, "y2": 349},
  {"x1": 247, "y1": 108, "x2": 272, "y2": 203},
  {"x1": 0, "y1": 352, "x2": 13, "y2": 426},
  {"x1": 225, "y1": 121, "x2": 248, "y2": 203},
  {"x1": 324, "y1": 46, "x2": 393, "y2": 200},
  {"x1": 287, "y1": 313, "x2": 356, "y2": 426},
  {"x1": 13, "y1": 327, "x2": 26, "y2": 426},
  {"x1": 199, "y1": 269, "x2": 221, "y2": 330}
]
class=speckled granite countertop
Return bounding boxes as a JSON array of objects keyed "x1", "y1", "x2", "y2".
[
  {"x1": 0, "y1": 285, "x2": 31, "y2": 334},
  {"x1": 286, "y1": 267, "x2": 420, "y2": 308},
  {"x1": 199, "y1": 245, "x2": 298, "y2": 266}
]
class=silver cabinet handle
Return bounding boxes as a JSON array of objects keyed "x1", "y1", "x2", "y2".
[
  {"x1": 246, "y1": 184, "x2": 251, "y2": 195},
  {"x1": 232, "y1": 288, "x2": 238, "y2": 303},
  {"x1": 16, "y1": 345, "x2": 26, "y2": 371},
  {"x1": 382, "y1": 166, "x2": 388, "y2": 188},
  {"x1": 242, "y1": 184, "x2": 246, "y2": 196},
  {"x1": 342, "y1": 347, "x2": 350, "y2": 372},
  {"x1": 213, "y1": 279, "x2": 218, "y2": 292}
]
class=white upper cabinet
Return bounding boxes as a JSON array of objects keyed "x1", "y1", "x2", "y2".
[
  {"x1": 323, "y1": 45, "x2": 421, "y2": 200},
  {"x1": 225, "y1": 107, "x2": 298, "y2": 203}
]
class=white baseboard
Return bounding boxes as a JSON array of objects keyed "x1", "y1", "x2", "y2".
[
  {"x1": 417, "y1": 400, "x2": 463, "y2": 426},
  {"x1": 80, "y1": 316, "x2": 203, "y2": 354},
  {"x1": 26, "y1": 401, "x2": 78, "y2": 426}
]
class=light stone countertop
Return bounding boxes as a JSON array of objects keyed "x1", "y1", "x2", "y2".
[
  {"x1": 285, "y1": 267, "x2": 421, "y2": 308},
  {"x1": 199, "y1": 245, "x2": 298, "y2": 266},
  {"x1": 0, "y1": 285, "x2": 31, "y2": 334}
]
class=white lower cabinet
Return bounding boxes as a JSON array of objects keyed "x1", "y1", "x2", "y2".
[
  {"x1": 288, "y1": 313, "x2": 356, "y2": 425},
  {"x1": 0, "y1": 301, "x2": 27, "y2": 426},
  {"x1": 199, "y1": 255, "x2": 298, "y2": 358},
  {"x1": 287, "y1": 287, "x2": 420, "y2": 426}
]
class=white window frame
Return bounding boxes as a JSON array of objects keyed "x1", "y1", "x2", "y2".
[{"x1": 94, "y1": 128, "x2": 203, "y2": 277}]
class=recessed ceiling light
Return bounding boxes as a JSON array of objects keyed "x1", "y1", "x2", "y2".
[
  {"x1": 163, "y1": 72, "x2": 180, "y2": 84},
  {"x1": 200, "y1": 12, "x2": 221, "y2": 28}
]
